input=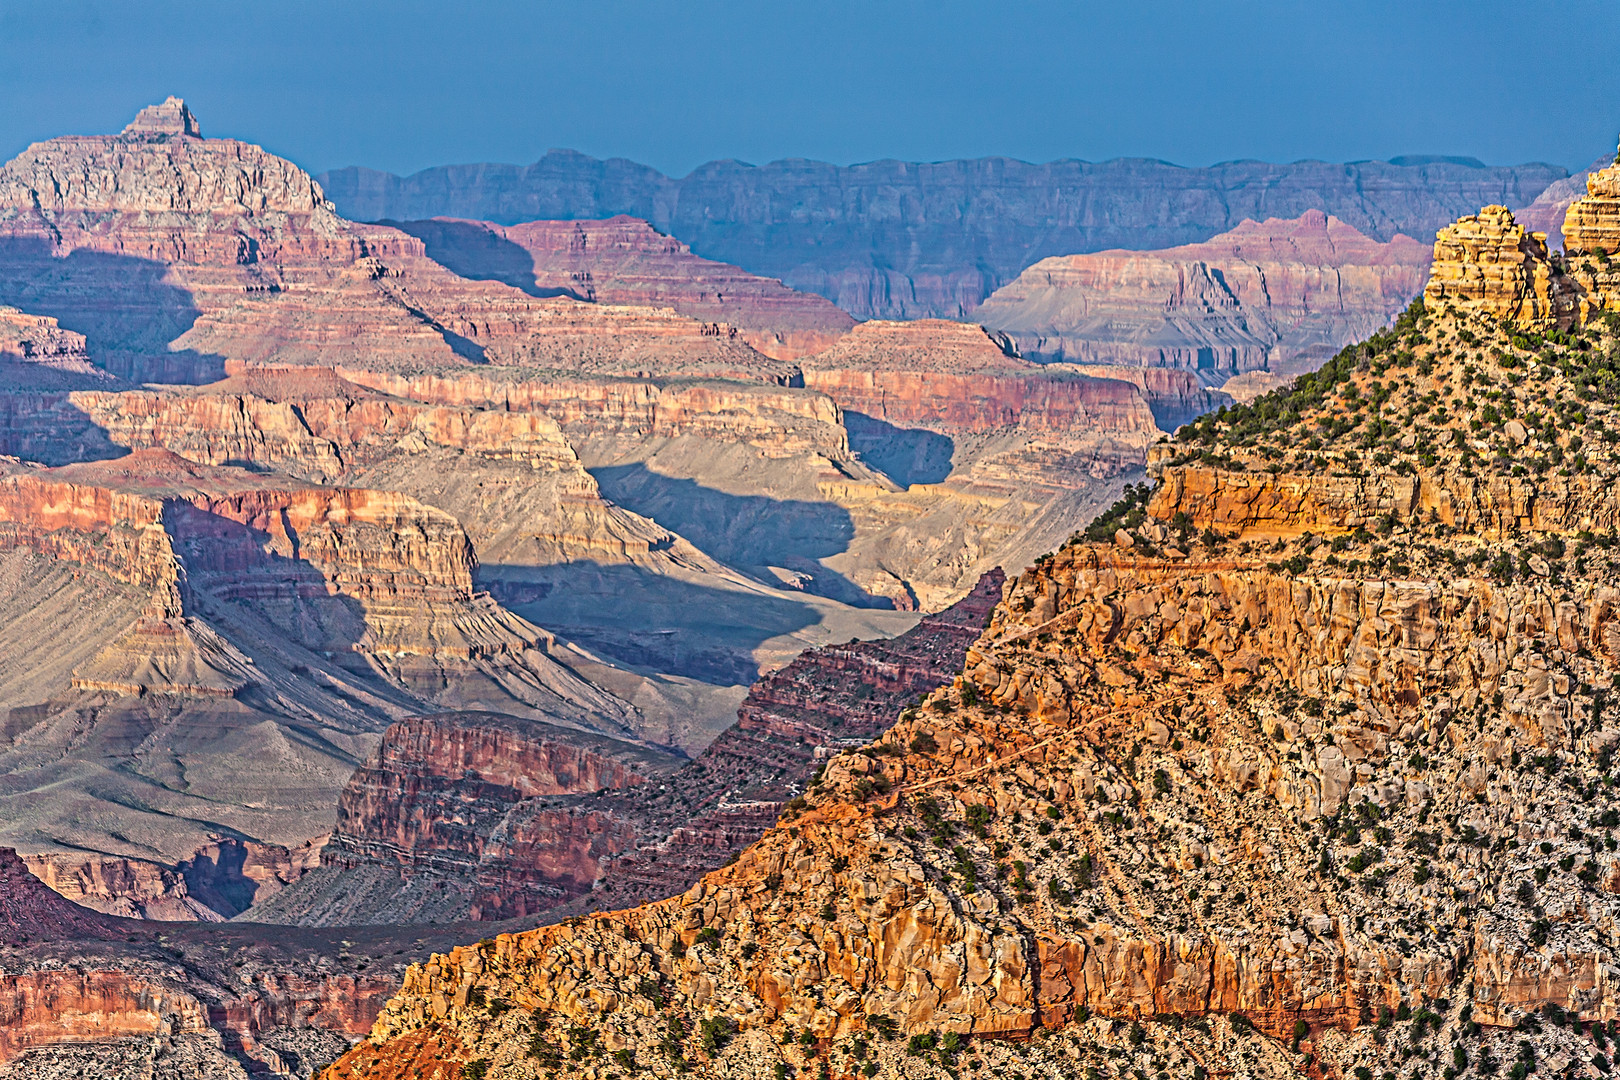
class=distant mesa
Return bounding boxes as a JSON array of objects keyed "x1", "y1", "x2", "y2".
[
  {"x1": 121, "y1": 95, "x2": 201, "y2": 138},
  {"x1": 975, "y1": 210, "x2": 1433, "y2": 398},
  {"x1": 393, "y1": 214, "x2": 856, "y2": 360},
  {"x1": 318, "y1": 150, "x2": 1568, "y2": 320}
]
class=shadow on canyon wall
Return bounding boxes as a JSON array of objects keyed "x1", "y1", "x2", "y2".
[
  {"x1": 484, "y1": 561, "x2": 822, "y2": 686},
  {"x1": 841, "y1": 411, "x2": 956, "y2": 488},
  {"x1": 0, "y1": 239, "x2": 225, "y2": 383},
  {"x1": 387, "y1": 218, "x2": 587, "y2": 301},
  {"x1": 588, "y1": 463, "x2": 890, "y2": 609}
]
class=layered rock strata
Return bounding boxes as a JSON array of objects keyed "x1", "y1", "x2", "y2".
[
  {"x1": 23, "y1": 837, "x2": 323, "y2": 921},
  {"x1": 1424, "y1": 205, "x2": 1579, "y2": 329},
  {"x1": 394, "y1": 215, "x2": 856, "y2": 359},
  {"x1": 0, "y1": 844, "x2": 488, "y2": 1076},
  {"x1": 977, "y1": 211, "x2": 1431, "y2": 381},
  {"x1": 797, "y1": 319, "x2": 1159, "y2": 609},
  {"x1": 327, "y1": 303, "x2": 1620, "y2": 1080},
  {"x1": 258, "y1": 573, "x2": 1000, "y2": 927},
  {"x1": 0, "y1": 100, "x2": 800, "y2": 386},
  {"x1": 318, "y1": 151, "x2": 1566, "y2": 319}
]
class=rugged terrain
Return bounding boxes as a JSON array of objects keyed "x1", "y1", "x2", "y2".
[
  {"x1": 0, "y1": 99, "x2": 1027, "y2": 899},
  {"x1": 976, "y1": 211, "x2": 1432, "y2": 397},
  {"x1": 321, "y1": 157, "x2": 1620, "y2": 1080},
  {"x1": 317, "y1": 150, "x2": 1566, "y2": 319},
  {"x1": 392, "y1": 215, "x2": 856, "y2": 359},
  {"x1": 248, "y1": 571, "x2": 1002, "y2": 927},
  {"x1": 0, "y1": 839, "x2": 524, "y2": 1077}
]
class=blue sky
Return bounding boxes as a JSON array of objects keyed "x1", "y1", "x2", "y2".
[{"x1": 1, "y1": 0, "x2": 1614, "y2": 177}]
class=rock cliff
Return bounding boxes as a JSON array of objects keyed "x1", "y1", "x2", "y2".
[
  {"x1": 1424, "y1": 205, "x2": 1579, "y2": 329},
  {"x1": 255, "y1": 574, "x2": 1001, "y2": 927},
  {"x1": 0, "y1": 101, "x2": 801, "y2": 387},
  {"x1": 394, "y1": 216, "x2": 856, "y2": 359},
  {"x1": 976, "y1": 211, "x2": 1432, "y2": 385},
  {"x1": 797, "y1": 320, "x2": 1158, "y2": 609},
  {"x1": 324, "y1": 298, "x2": 1620, "y2": 1080},
  {"x1": 317, "y1": 152, "x2": 1566, "y2": 320}
]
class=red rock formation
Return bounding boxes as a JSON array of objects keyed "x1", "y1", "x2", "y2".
[
  {"x1": 322, "y1": 711, "x2": 671, "y2": 905},
  {"x1": 976, "y1": 211, "x2": 1431, "y2": 378},
  {"x1": 0, "y1": 970, "x2": 211, "y2": 1063},
  {"x1": 802, "y1": 319, "x2": 1161, "y2": 438},
  {"x1": 398, "y1": 215, "x2": 856, "y2": 359}
]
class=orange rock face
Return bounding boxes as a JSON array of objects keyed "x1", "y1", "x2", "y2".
[
  {"x1": 976, "y1": 211, "x2": 1432, "y2": 378},
  {"x1": 1424, "y1": 205, "x2": 1579, "y2": 329}
]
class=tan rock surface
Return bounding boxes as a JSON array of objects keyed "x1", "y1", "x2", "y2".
[{"x1": 1423, "y1": 205, "x2": 1578, "y2": 328}]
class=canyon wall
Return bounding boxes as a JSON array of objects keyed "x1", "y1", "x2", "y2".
[
  {"x1": 394, "y1": 215, "x2": 856, "y2": 359},
  {"x1": 976, "y1": 211, "x2": 1432, "y2": 381},
  {"x1": 317, "y1": 151, "x2": 1566, "y2": 319},
  {"x1": 325, "y1": 299, "x2": 1620, "y2": 1080},
  {"x1": 258, "y1": 573, "x2": 1000, "y2": 927}
]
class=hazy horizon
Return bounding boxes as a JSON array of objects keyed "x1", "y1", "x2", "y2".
[{"x1": 1, "y1": 0, "x2": 1614, "y2": 179}]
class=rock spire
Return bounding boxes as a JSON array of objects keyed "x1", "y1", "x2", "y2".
[{"x1": 121, "y1": 96, "x2": 200, "y2": 138}]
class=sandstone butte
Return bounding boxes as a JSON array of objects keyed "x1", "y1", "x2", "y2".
[
  {"x1": 393, "y1": 215, "x2": 857, "y2": 360},
  {"x1": 322, "y1": 168, "x2": 1620, "y2": 1080},
  {"x1": 973, "y1": 210, "x2": 1434, "y2": 400}
]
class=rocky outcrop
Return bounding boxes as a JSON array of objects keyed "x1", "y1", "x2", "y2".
[
  {"x1": 0, "y1": 309, "x2": 100, "y2": 379},
  {"x1": 318, "y1": 151, "x2": 1566, "y2": 320},
  {"x1": 1424, "y1": 205, "x2": 1579, "y2": 329},
  {"x1": 23, "y1": 838, "x2": 323, "y2": 922},
  {"x1": 319, "y1": 711, "x2": 675, "y2": 911},
  {"x1": 0, "y1": 102, "x2": 803, "y2": 387},
  {"x1": 0, "y1": 451, "x2": 643, "y2": 737},
  {"x1": 1562, "y1": 146, "x2": 1620, "y2": 257},
  {"x1": 395, "y1": 215, "x2": 856, "y2": 359},
  {"x1": 0, "y1": 841, "x2": 489, "y2": 1075},
  {"x1": 976, "y1": 211, "x2": 1431, "y2": 380}
]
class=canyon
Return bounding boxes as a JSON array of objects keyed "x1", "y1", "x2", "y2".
[
  {"x1": 321, "y1": 173, "x2": 1620, "y2": 1080},
  {"x1": 317, "y1": 151, "x2": 1567, "y2": 319},
  {"x1": 0, "y1": 95, "x2": 1609, "y2": 1080},
  {"x1": 0, "y1": 839, "x2": 506, "y2": 1077},
  {"x1": 249, "y1": 571, "x2": 1001, "y2": 927}
]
